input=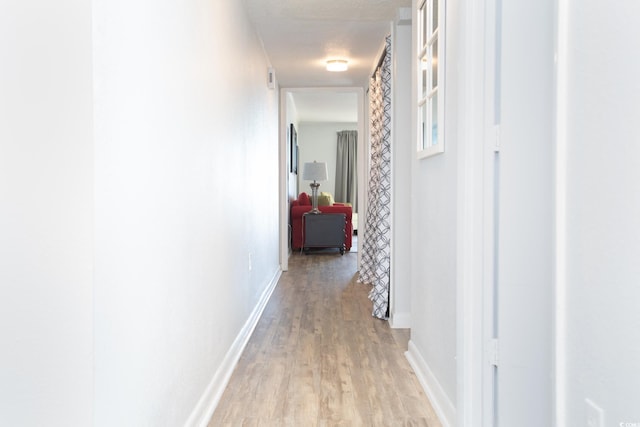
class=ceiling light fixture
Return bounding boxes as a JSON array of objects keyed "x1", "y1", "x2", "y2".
[{"x1": 326, "y1": 59, "x2": 348, "y2": 72}]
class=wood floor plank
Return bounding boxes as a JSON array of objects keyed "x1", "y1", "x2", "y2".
[{"x1": 208, "y1": 252, "x2": 442, "y2": 426}]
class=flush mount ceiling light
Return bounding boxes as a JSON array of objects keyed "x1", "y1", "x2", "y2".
[{"x1": 326, "y1": 59, "x2": 348, "y2": 72}]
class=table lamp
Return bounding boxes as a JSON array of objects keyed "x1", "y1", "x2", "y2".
[{"x1": 302, "y1": 161, "x2": 328, "y2": 214}]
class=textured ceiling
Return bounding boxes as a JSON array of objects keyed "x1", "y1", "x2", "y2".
[{"x1": 243, "y1": 0, "x2": 411, "y2": 89}]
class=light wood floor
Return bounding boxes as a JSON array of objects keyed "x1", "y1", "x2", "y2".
[{"x1": 208, "y1": 250, "x2": 442, "y2": 426}]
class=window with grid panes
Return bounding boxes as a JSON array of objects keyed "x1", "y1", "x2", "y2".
[{"x1": 417, "y1": 0, "x2": 444, "y2": 158}]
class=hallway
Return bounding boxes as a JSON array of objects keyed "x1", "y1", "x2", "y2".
[{"x1": 209, "y1": 252, "x2": 441, "y2": 426}]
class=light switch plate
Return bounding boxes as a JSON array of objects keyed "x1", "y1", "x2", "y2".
[{"x1": 585, "y1": 398, "x2": 604, "y2": 427}]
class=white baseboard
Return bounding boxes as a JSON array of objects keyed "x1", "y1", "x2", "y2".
[
  {"x1": 389, "y1": 311, "x2": 411, "y2": 329},
  {"x1": 405, "y1": 340, "x2": 456, "y2": 427},
  {"x1": 184, "y1": 268, "x2": 282, "y2": 427}
]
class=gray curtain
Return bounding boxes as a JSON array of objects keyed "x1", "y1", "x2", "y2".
[
  {"x1": 359, "y1": 35, "x2": 392, "y2": 320},
  {"x1": 335, "y1": 130, "x2": 358, "y2": 209}
]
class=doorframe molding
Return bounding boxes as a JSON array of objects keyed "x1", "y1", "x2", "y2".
[
  {"x1": 278, "y1": 87, "x2": 365, "y2": 272},
  {"x1": 455, "y1": 0, "x2": 495, "y2": 425}
]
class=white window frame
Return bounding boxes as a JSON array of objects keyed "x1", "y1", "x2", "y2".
[{"x1": 416, "y1": 0, "x2": 445, "y2": 159}]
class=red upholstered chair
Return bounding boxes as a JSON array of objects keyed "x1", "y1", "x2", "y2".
[{"x1": 290, "y1": 192, "x2": 353, "y2": 251}]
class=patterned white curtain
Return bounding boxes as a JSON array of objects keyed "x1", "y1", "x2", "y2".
[{"x1": 359, "y1": 35, "x2": 392, "y2": 319}]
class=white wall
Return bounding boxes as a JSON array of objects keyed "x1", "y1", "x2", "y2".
[
  {"x1": 561, "y1": 0, "x2": 640, "y2": 424},
  {"x1": 1, "y1": 0, "x2": 280, "y2": 425},
  {"x1": 408, "y1": 0, "x2": 460, "y2": 419},
  {"x1": 0, "y1": 1, "x2": 94, "y2": 425},
  {"x1": 298, "y1": 122, "x2": 358, "y2": 199},
  {"x1": 92, "y1": 0, "x2": 280, "y2": 425}
]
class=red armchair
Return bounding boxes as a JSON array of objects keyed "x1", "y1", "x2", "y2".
[{"x1": 290, "y1": 192, "x2": 353, "y2": 251}]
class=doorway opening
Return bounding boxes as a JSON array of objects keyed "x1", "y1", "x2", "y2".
[{"x1": 279, "y1": 87, "x2": 366, "y2": 272}]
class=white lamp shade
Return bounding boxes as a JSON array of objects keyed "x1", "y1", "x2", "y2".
[{"x1": 302, "y1": 161, "x2": 328, "y2": 181}]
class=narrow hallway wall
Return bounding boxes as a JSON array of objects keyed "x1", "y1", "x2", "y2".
[
  {"x1": 0, "y1": 0, "x2": 281, "y2": 425},
  {"x1": 92, "y1": 0, "x2": 280, "y2": 425},
  {"x1": 560, "y1": 0, "x2": 640, "y2": 424},
  {"x1": 0, "y1": 1, "x2": 95, "y2": 424}
]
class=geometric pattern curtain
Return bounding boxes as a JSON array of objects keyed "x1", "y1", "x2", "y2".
[
  {"x1": 335, "y1": 130, "x2": 358, "y2": 210},
  {"x1": 358, "y1": 35, "x2": 392, "y2": 319}
]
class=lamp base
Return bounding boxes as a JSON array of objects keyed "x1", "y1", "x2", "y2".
[{"x1": 309, "y1": 182, "x2": 321, "y2": 214}]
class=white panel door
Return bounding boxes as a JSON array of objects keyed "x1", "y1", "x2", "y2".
[{"x1": 494, "y1": 0, "x2": 555, "y2": 425}]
